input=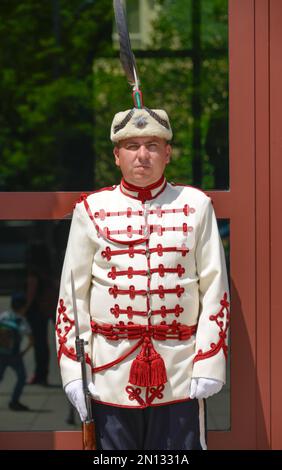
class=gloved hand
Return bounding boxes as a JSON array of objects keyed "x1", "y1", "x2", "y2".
[
  {"x1": 189, "y1": 378, "x2": 223, "y2": 399},
  {"x1": 65, "y1": 379, "x2": 96, "y2": 421}
]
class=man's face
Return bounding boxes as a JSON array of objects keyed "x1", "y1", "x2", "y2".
[{"x1": 113, "y1": 136, "x2": 172, "y2": 186}]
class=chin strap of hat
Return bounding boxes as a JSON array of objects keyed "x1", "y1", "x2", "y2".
[{"x1": 113, "y1": 0, "x2": 143, "y2": 109}]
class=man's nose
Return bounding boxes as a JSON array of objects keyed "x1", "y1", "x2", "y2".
[{"x1": 137, "y1": 145, "x2": 149, "y2": 159}]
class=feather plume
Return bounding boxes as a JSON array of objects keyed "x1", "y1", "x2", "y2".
[{"x1": 113, "y1": 0, "x2": 139, "y2": 90}]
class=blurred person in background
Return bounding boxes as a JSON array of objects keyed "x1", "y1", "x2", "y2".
[
  {"x1": 26, "y1": 241, "x2": 58, "y2": 386},
  {"x1": 0, "y1": 292, "x2": 33, "y2": 411}
]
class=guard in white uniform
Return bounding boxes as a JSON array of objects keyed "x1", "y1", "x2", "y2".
[{"x1": 56, "y1": 1, "x2": 230, "y2": 450}]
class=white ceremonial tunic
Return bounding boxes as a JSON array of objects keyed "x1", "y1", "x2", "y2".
[{"x1": 56, "y1": 177, "x2": 230, "y2": 408}]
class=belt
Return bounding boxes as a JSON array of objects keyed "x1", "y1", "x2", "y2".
[{"x1": 91, "y1": 320, "x2": 197, "y2": 387}]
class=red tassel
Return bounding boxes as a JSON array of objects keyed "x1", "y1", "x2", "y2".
[
  {"x1": 149, "y1": 344, "x2": 168, "y2": 386},
  {"x1": 129, "y1": 356, "x2": 150, "y2": 386},
  {"x1": 129, "y1": 339, "x2": 150, "y2": 386},
  {"x1": 129, "y1": 337, "x2": 168, "y2": 387}
]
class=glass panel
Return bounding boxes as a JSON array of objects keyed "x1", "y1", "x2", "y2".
[
  {"x1": 0, "y1": 219, "x2": 82, "y2": 430},
  {"x1": 0, "y1": 0, "x2": 228, "y2": 191},
  {"x1": 207, "y1": 219, "x2": 230, "y2": 431}
]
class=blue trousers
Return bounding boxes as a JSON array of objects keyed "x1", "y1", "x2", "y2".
[
  {"x1": 92, "y1": 399, "x2": 207, "y2": 450},
  {"x1": 0, "y1": 354, "x2": 27, "y2": 403}
]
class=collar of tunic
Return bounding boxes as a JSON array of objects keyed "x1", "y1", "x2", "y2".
[{"x1": 120, "y1": 175, "x2": 167, "y2": 202}]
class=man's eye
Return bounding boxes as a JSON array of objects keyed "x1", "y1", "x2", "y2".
[
  {"x1": 127, "y1": 145, "x2": 138, "y2": 150},
  {"x1": 148, "y1": 144, "x2": 157, "y2": 150}
]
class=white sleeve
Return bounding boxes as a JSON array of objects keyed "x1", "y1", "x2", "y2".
[
  {"x1": 55, "y1": 201, "x2": 95, "y2": 388},
  {"x1": 192, "y1": 198, "x2": 230, "y2": 383}
]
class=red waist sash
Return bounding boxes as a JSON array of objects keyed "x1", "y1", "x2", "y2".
[{"x1": 90, "y1": 321, "x2": 197, "y2": 387}]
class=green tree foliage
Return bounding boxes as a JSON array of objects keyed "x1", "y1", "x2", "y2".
[{"x1": 0, "y1": 0, "x2": 112, "y2": 190}]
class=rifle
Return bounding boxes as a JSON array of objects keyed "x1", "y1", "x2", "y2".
[{"x1": 71, "y1": 270, "x2": 96, "y2": 450}]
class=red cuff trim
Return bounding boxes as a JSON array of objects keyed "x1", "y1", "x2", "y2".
[
  {"x1": 193, "y1": 292, "x2": 230, "y2": 363},
  {"x1": 55, "y1": 298, "x2": 92, "y2": 367}
]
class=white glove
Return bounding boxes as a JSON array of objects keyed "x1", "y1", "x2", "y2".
[
  {"x1": 190, "y1": 378, "x2": 223, "y2": 399},
  {"x1": 65, "y1": 379, "x2": 96, "y2": 421}
]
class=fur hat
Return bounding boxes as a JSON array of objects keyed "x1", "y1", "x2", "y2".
[{"x1": 111, "y1": 107, "x2": 173, "y2": 143}]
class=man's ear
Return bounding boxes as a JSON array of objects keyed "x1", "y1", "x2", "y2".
[
  {"x1": 113, "y1": 146, "x2": 120, "y2": 167},
  {"x1": 166, "y1": 144, "x2": 172, "y2": 164}
]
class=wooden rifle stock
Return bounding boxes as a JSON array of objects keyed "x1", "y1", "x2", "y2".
[{"x1": 82, "y1": 421, "x2": 96, "y2": 450}]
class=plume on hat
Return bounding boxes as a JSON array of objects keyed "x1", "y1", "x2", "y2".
[{"x1": 113, "y1": 0, "x2": 143, "y2": 108}]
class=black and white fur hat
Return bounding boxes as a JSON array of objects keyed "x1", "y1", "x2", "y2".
[{"x1": 111, "y1": 107, "x2": 172, "y2": 143}]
